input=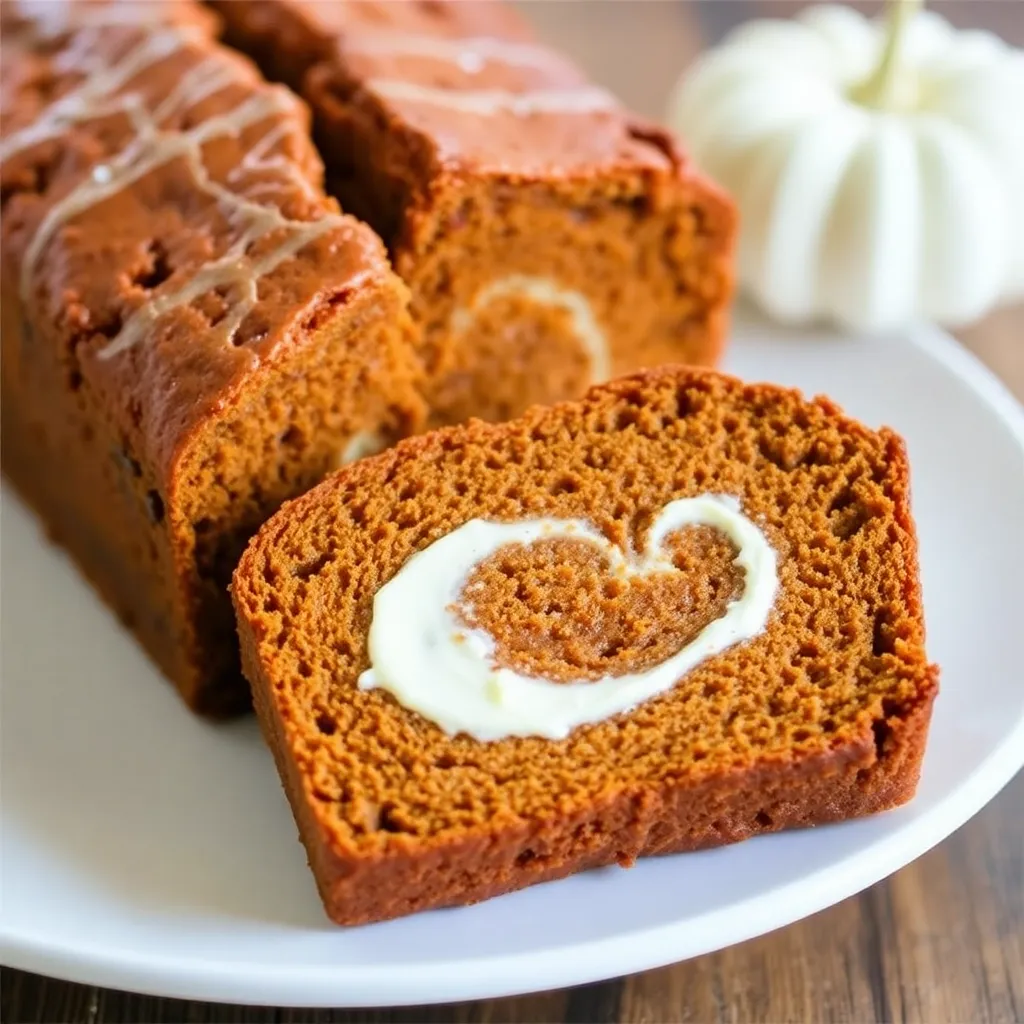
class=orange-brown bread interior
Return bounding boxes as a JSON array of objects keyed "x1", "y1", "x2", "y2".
[
  {"x1": 1, "y1": 2, "x2": 425, "y2": 714},
  {"x1": 213, "y1": 0, "x2": 737, "y2": 426},
  {"x1": 234, "y1": 367, "x2": 937, "y2": 924}
]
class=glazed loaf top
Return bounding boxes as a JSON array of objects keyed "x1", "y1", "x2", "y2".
[
  {"x1": 213, "y1": 0, "x2": 536, "y2": 85},
  {"x1": 0, "y1": 0, "x2": 396, "y2": 473},
  {"x1": 217, "y1": 0, "x2": 695, "y2": 178}
]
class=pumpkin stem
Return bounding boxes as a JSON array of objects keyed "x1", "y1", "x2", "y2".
[{"x1": 852, "y1": 0, "x2": 924, "y2": 109}]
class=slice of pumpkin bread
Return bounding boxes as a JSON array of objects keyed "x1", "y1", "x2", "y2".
[{"x1": 233, "y1": 366, "x2": 937, "y2": 924}]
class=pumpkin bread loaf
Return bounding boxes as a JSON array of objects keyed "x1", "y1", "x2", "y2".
[
  {"x1": 233, "y1": 367, "x2": 937, "y2": 925},
  {"x1": 0, "y1": 2, "x2": 425, "y2": 714},
  {"x1": 212, "y1": 0, "x2": 737, "y2": 426}
]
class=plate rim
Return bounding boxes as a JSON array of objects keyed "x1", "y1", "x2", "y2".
[{"x1": 2, "y1": 319, "x2": 1023, "y2": 1007}]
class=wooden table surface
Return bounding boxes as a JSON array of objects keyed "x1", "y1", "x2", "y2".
[{"x1": 3, "y1": 3, "x2": 1022, "y2": 1022}]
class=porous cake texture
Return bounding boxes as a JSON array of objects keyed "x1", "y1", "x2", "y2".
[
  {"x1": 0, "y1": 1, "x2": 425, "y2": 713},
  {"x1": 214, "y1": 0, "x2": 737, "y2": 425},
  {"x1": 234, "y1": 367, "x2": 937, "y2": 925}
]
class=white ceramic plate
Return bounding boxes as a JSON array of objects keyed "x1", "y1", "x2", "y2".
[{"x1": 2, "y1": 310, "x2": 1023, "y2": 1008}]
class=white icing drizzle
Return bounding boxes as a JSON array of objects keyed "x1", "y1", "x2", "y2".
[
  {"x1": 451, "y1": 275, "x2": 610, "y2": 384},
  {"x1": 102, "y1": 212, "x2": 353, "y2": 360},
  {"x1": 343, "y1": 31, "x2": 570, "y2": 75},
  {"x1": 366, "y1": 79, "x2": 618, "y2": 117},
  {"x1": 6, "y1": 21, "x2": 367, "y2": 358},
  {"x1": 228, "y1": 119, "x2": 319, "y2": 202},
  {"x1": 358, "y1": 495, "x2": 779, "y2": 742},
  {"x1": 11, "y1": 1, "x2": 197, "y2": 41},
  {"x1": 151, "y1": 53, "x2": 243, "y2": 123},
  {"x1": 0, "y1": 29, "x2": 199, "y2": 164}
]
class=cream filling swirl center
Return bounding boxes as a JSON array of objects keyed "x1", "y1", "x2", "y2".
[
  {"x1": 451, "y1": 275, "x2": 610, "y2": 384},
  {"x1": 358, "y1": 494, "x2": 778, "y2": 741}
]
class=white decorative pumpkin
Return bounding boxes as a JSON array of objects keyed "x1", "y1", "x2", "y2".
[{"x1": 668, "y1": 2, "x2": 1024, "y2": 332}]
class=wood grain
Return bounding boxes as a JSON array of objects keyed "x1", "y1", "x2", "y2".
[{"x1": 3, "y1": 2, "x2": 1022, "y2": 1021}]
